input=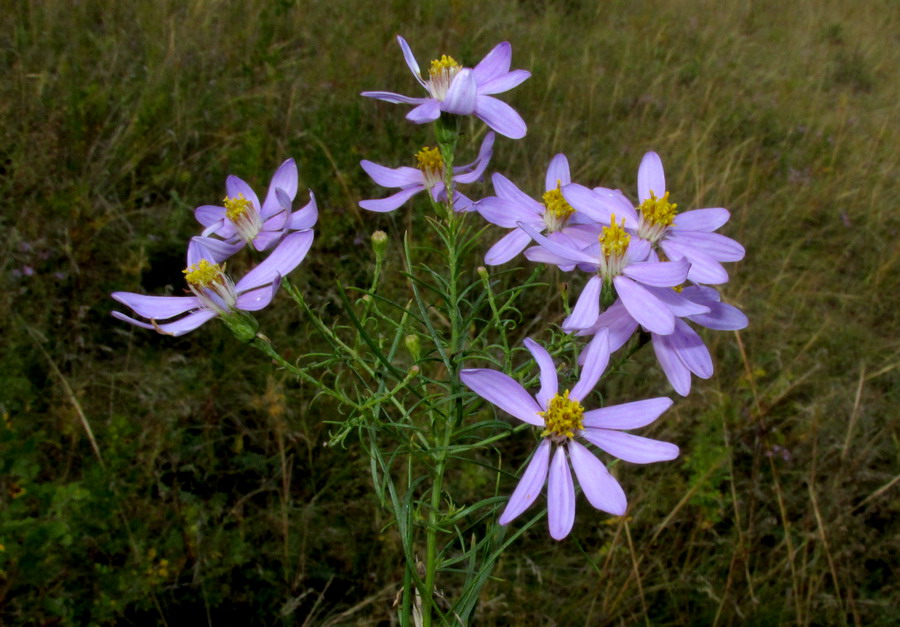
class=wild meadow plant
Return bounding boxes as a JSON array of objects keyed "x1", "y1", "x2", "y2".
[{"x1": 112, "y1": 35, "x2": 746, "y2": 625}]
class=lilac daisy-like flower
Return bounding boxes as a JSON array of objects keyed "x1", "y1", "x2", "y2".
[
  {"x1": 518, "y1": 217, "x2": 691, "y2": 334},
  {"x1": 563, "y1": 152, "x2": 744, "y2": 284},
  {"x1": 577, "y1": 284, "x2": 747, "y2": 396},
  {"x1": 111, "y1": 231, "x2": 314, "y2": 337},
  {"x1": 362, "y1": 36, "x2": 530, "y2": 139},
  {"x1": 359, "y1": 132, "x2": 494, "y2": 213},
  {"x1": 461, "y1": 336, "x2": 678, "y2": 540},
  {"x1": 194, "y1": 159, "x2": 317, "y2": 262},
  {"x1": 476, "y1": 154, "x2": 602, "y2": 266}
]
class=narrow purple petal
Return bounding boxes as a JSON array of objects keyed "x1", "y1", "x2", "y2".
[
  {"x1": 195, "y1": 205, "x2": 226, "y2": 228},
  {"x1": 613, "y1": 275, "x2": 675, "y2": 335},
  {"x1": 547, "y1": 447, "x2": 576, "y2": 540},
  {"x1": 361, "y1": 90, "x2": 427, "y2": 105},
  {"x1": 474, "y1": 95, "x2": 526, "y2": 140},
  {"x1": 472, "y1": 41, "x2": 511, "y2": 84},
  {"x1": 582, "y1": 429, "x2": 679, "y2": 465},
  {"x1": 666, "y1": 231, "x2": 745, "y2": 262},
  {"x1": 359, "y1": 185, "x2": 424, "y2": 212},
  {"x1": 190, "y1": 236, "x2": 243, "y2": 263},
  {"x1": 643, "y1": 286, "x2": 710, "y2": 317},
  {"x1": 287, "y1": 192, "x2": 318, "y2": 231},
  {"x1": 112, "y1": 309, "x2": 217, "y2": 336},
  {"x1": 688, "y1": 300, "x2": 749, "y2": 330},
  {"x1": 652, "y1": 332, "x2": 692, "y2": 396},
  {"x1": 111, "y1": 292, "x2": 199, "y2": 319},
  {"x1": 491, "y1": 173, "x2": 544, "y2": 212},
  {"x1": 478, "y1": 69, "x2": 531, "y2": 95},
  {"x1": 523, "y1": 338, "x2": 558, "y2": 410},
  {"x1": 523, "y1": 244, "x2": 581, "y2": 269},
  {"x1": 261, "y1": 159, "x2": 298, "y2": 220},
  {"x1": 360, "y1": 161, "x2": 423, "y2": 188},
  {"x1": 237, "y1": 275, "x2": 280, "y2": 311},
  {"x1": 484, "y1": 228, "x2": 534, "y2": 265},
  {"x1": 460, "y1": 369, "x2": 543, "y2": 426},
  {"x1": 622, "y1": 258, "x2": 690, "y2": 288},
  {"x1": 577, "y1": 300, "x2": 639, "y2": 352},
  {"x1": 477, "y1": 196, "x2": 540, "y2": 228},
  {"x1": 682, "y1": 285, "x2": 721, "y2": 302},
  {"x1": 406, "y1": 99, "x2": 442, "y2": 123},
  {"x1": 668, "y1": 320, "x2": 713, "y2": 378},
  {"x1": 570, "y1": 329, "x2": 609, "y2": 402},
  {"x1": 637, "y1": 151, "x2": 666, "y2": 202},
  {"x1": 442, "y1": 69, "x2": 477, "y2": 115},
  {"x1": 236, "y1": 231, "x2": 313, "y2": 292},
  {"x1": 225, "y1": 175, "x2": 261, "y2": 214},
  {"x1": 671, "y1": 208, "x2": 730, "y2": 232},
  {"x1": 518, "y1": 222, "x2": 597, "y2": 264},
  {"x1": 568, "y1": 440, "x2": 627, "y2": 515},
  {"x1": 660, "y1": 240, "x2": 729, "y2": 284},
  {"x1": 545, "y1": 154, "x2": 571, "y2": 190},
  {"x1": 251, "y1": 230, "x2": 282, "y2": 252},
  {"x1": 499, "y1": 440, "x2": 551, "y2": 525},
  {"x1": 396, "y1": 35, "x2": 426, "y2": 87},
  {"x1": 563, "y1": 275, "x2": 603, "y2": 332},
  {"x1": 452, "y1": 132, "x2": 495, "y2": 184},
  {"x1": 583, "y1": 397, "x2": 673, "y2": 429}
]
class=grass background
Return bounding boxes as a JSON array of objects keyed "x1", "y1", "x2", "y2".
[{"x1": 2, "y1": 0, "x2": 898, "y2": 624}]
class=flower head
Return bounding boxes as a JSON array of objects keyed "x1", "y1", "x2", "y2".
[
  {"x1": 359, "y1": 132, "x2": 494, "y2": 213},
  {"x1": 361, "y1": 36, "x2": 531, "y2": 139},
  {"x1": 111, "y1": 231, "x2": 314, "y2": 337},
  {"x1": 194, "y1": 159, "x2": 317, "y2": 262},
  {"x1": 461, "y1": 336, "x2": 679, "y2": 540}
]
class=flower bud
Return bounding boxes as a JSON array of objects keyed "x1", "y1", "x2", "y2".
[
  {"x1": 476, "y1": 266, "x2": 489, "y2": 280},
  {"x1": 371, "y1": 230, "x2": 388, "y2": 262},
  {"x1": 404, "y1": 333, "x2": 421, "y2": 361},
  {"x1": 220, "y1": 309, "x2": 260, "y2": 343}
]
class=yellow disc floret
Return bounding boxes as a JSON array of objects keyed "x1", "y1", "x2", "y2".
[
  {"x1": 540, "y1": 390, "x2": 585, "y2": 440},
  {"x1": 224, "y1": 194, "x2": 253, "y2": 222},
  {"x1": 429, "y1": 55, "x2": 460, "y2": 77},
  {"x1": 415, "y1": 146, "x2": 444, "y2": 188},
  {"x1": 600, "y1": 213, "x2": 631, "y2": 259},
  {"x1": 183, "y1": 259, "x2": 225, "y2": 288},
  {"x1": 542, "y1": 181, "x2": 575, "y2": 232},
  {"x1": 638, "y1": 191, "x2": 677, "y2": 228}
]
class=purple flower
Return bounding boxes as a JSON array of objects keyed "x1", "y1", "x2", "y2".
[
  {"x1": 461, "y1": 336, "x2": 678, "y2": 540},
  {"x1": 577, "y1": 285, "x2": 747, "y2": 396},
  {"x1": 194, "y1": 159, "x2": 317, "y2": 262},
  {"x1": 518, "y1": 218, "x2": 691, "y2": 334},
  {"x1": 359, "y1": 132, "x2": 494, "y2": 213},
  {"x1": 476, "y1": 154, "x2": 602, "y2": 266},
  {"x1": 362, "y1": 36, "x2": 530, "y2": 139},
  {"x1": 562, "y1": 152, "x2": 745, "y2": 284},
  {"x1": 111, "y1": 231, "x2": 314, "y2": 336}
]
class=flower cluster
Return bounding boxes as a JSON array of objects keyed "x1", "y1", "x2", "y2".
[{"x1": 112, "y1": 161, "x2": 316, "y2": 336}]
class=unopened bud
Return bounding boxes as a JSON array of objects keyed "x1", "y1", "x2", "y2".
[
  {"x1": 404, "y1": 333, "x2": 421, "y2": 361},
  {"x1": 476, "y1": 266, "x2": 489, "y2": 279},
  {"x1": 371, "y1": 230, "x2": 388, "y2": 260},
  {"x1": 220, "y1": 309, "x2": 260, "y2": 343}
]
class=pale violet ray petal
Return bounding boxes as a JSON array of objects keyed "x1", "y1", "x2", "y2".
[
  {"x1": 547, "y1": 447, "x2": 576, "y2": 540},
  {"x1": 111, "y1": 292, "x2": 199, "y2": 320},
  {"x1": 397, "y1": 35, "x2": 426, "y2": 87},
  {"x1": 583, "y1": 397, "x2": 673, "y2": 429},
  {"x1": 661, "y1": 240, "x2": 729, "y2": 284},
  {"x1": 360, "y1": 161, "x2": 424, "y2": 188},
  {"x1": 688, "y1": 300, "x2": 748, "y2": 330},
  {"x1": 236, "y1": 231, "x2": 313, "y2": 292},
  {"x1": 523, "y1": 338, "x2": 558, "y2": 410},
  {"x1": 644, "y1": 286, "x2": 710, "y2": 316},
  {"x1": 359, "y1": 186, "x2": 424, "y2": 212},
  {"x1": 195, "y1": 205, "x2": 226, "y2": 228},
  {"x1": 562, "y1": 276, "x2": 603, "y2": 332},
  {"x1": 361, "y1": 91, "x2": 428, "y2": 104},
  {"x1": 491, "y1": 173, "x2": 544, "y2": 212},
  {"x1": 225, "y1": 175, "x2": 261, "y2": 214},
  {"x1": 671, "y1": 208, "x2": 730, "y2": 232},
  {"x1": 524, "y1": 244, "x2": 583, "y2": 269},
  {"x1": 237, "y1": 274, "x2": 280, "y2": 311},
  {"x1": 613, "y1": 275, "x2": 675, "y2": 335},
  {"x1": 666, "y1": 231, "x2": 745, "y2": 262},
  {"x1": 472, "y1": 41, "x2": 511, "y2": 84},
  {"x1": 576, "y1": 300, "x2": 639, "y2": 353},
  {"x1": 251, "y1": 230, "x2": 282, "y2": 252},
  {"x1": 484, "y1": 228, "x2": 534, "y2": 266},
  {"x1": 499, "y1": 440, "x2": 551, "y2": 525},
  {"x1": 568, "y1": 439, "x2": 627, "y2": 515},
  {"x1": 478, "y1": 69, "x2": 531, "y2": 95},
  {"x1": 545, "y1": 154, "x2": 571, "y2": 190},
  {"x1": 669, "y1": 319, "x2": 714, "y2": 378},
  {"x1": 477, "y1": 196, "x2": 540, "y2": 228},
  {"x1": 652, "y1": 332, "x2": 692, "y2": 396},
  {"x1": 262, "y1": 159, "x2": 298, "y2": 219},
  {"x1": 518, "y1": 222, "x2": 597, "y2": 264},
  {"x1": 442, "y1": 69, "x2": 477, "y2": 115},
  {"x1": 570, "y1": 329, "x2": 610, "y2": 402},
  {"x1": 287, "y1": 192, "x2": 318, "y2": 230},
  {"x1": 474, "y1": 95, "x2": 526, "y2": 139},
  {"x1": 622, "y1": 258, "x2": 690, "y2": 288},
  {"x1": 637, "y1": 151, "x2": 666, "y2": 202},
  {"x1": 453, "y1": 132, "x2": 495, "y2": 184},
  {"x1": 460, "y1": 369, "x2": 543, "y2": 426},
  {"x1": 190, "y1": 236, "x2": 243, "y2": 263},
  {"x1": 581, "y1": 429, "x2": 680, "y2": 465},
  {"x1": 407, "y1": 99, "x2": 442, "y2": 123}
]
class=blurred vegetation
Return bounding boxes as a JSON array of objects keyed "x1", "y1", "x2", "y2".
[{"x1": 1, "y1": 0, "x2": 898, "y2": 624}]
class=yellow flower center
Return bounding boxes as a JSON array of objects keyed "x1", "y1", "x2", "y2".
[
  {"x1": 600, "y1": 213, "x2": 630, "y2": 258},
  {"x1": 544, "y1": 181, "x2": 575, "y2": 222},
  {"x1": 540, "y1": 390, "x2": 585, "y2": 440},
  {"x1": 638, "y1": 191, "x2": 677, "y2": 228},
  {"x1": 429, "y1": 55, "x2": 460, "y2": 78},
  {"x1": 415, "y1": 146, "x2": 444, "y2": 188},
  {"x1": 224, "y1": 194, "x2": 253, "y2": 222},
  {"x1": 183, "y1": 259, "x2": 225, "y2": 288}
]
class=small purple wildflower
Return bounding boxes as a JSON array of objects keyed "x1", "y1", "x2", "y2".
[
  {"x1": 194, "y1": 159, "x2": 317, "y2": 262},
  {"x1": 359, "y1": 132, "x2": 494, "y2": 213},
  {"x1": 111, "y1": 231, "x2": 314, "y2": 337},
  {"x1": 362, "y1": 36, "x2": 530, "y2": 139},
  {"x1": 461, "y1": 336, "x2": 678, "y2": 540}
]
